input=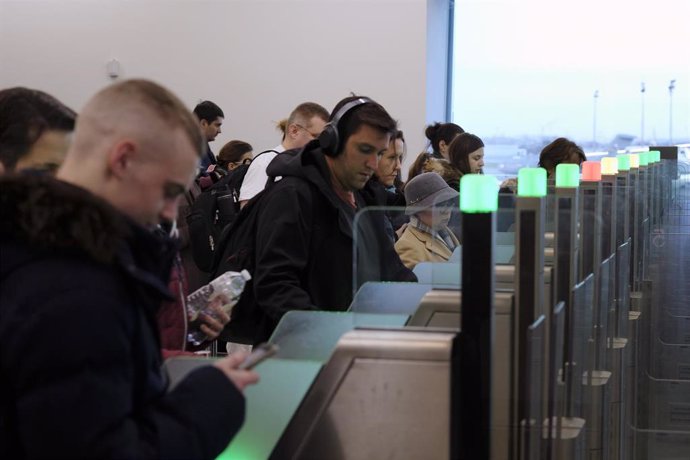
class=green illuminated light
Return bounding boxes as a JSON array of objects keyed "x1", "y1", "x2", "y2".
[
  {"x1": 460, "y1": 174, "x2": 499, "y2": 213},
  {"x1": 639, "y1": 152, "x2": 650, "y2": 166},
  {"x1": 555, "y1": 164, "x2": 580, "y2": 188},
  {"x1": 649, "y1": 150, "x2": 661, "y2": 163},
  {"x1": 616, "y1": 154, "x2": 631, "y2": 171},
  {"x1": 517, "y1": 167, "x2": 547, "y2": 197}
]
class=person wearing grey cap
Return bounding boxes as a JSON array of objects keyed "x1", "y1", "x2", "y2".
[{"x1": 395, "y1": 172, "x2": 460, "y2": 270}]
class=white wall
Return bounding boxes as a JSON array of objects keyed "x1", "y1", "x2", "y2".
[{"x1": 0, "y1": 0, "x2": 450, "y2": 172}]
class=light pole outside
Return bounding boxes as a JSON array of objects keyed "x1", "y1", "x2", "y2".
[
  {"x1": 593, "y1": 90, "x2": 599, "y2": 145},
  {"x1": 640, "y1": 82, "x2": 645, "y2": 144},
  {"x1": 668, "y1": 79, "x2": 676, "y2": 143}
]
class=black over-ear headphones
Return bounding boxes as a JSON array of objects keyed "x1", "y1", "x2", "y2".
[{"x1": 319, "y1": 97, "x2": 373, "y2": 157}]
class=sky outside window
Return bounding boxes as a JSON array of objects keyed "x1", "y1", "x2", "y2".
[{"x1": 451, "y1": 0, "x2": 689, "y2": 147}]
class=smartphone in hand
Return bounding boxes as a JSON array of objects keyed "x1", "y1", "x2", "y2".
[{"x1": 238, "y1": 343, "x2": 279, "y2": 370}]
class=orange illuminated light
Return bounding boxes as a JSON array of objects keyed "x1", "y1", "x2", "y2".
[{"x1": 582, "y1": 161, "x2": 601, "y2": 181}]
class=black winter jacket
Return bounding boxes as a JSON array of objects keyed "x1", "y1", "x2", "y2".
[
  {"x1": 0, "y1": 175, "x2": 244, "y2": 459},
  {"x1": 360, "y1": 178, "x2": 408, "y2": 243},
  {"x1": 243, "y1": 141, "x2": 415, "y2": 342}
]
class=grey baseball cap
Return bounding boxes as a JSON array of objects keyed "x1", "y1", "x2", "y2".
[{"x1": 404, "y1": 172, "x2": 459, "y2": 215}]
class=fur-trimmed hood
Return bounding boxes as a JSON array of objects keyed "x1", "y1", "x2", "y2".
[
  {"x1": 0, "y1": 174, "x2": 175, "y2": 300},
  {"x1": 0, "y1": 174, "x2": 129, "y2": 267}
]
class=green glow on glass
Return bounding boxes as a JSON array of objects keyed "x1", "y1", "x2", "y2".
[
  {"x1": 517, "y1": 167, "x2": 547, "y2": 197},
  {"x1": 616, "y1": 154, "x2": 630, "y2": 171},
  {"x1": 460, "y1": 174, "x2": 499, "y2": 213},
  {"x1": 555, "y1": 163, "x2": 580, "y2": 188},
  {"x1": 649, "y1": 150, "x2": 661, "y2": 163}
]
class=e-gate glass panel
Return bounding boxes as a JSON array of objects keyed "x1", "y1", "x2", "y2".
[
  {"x1": 352, "y1": 206, "x2": 516, "y2": 291},
  {"x1": 522, "y1": 315, "x2": 546, "y2": 460},
  {"x1": 546, "y1": 302, "x2": 566, "y2": 449},
  {"x1": 348, "y1": 281, "x2": 434, "y2": 315},
  {"x1": 269, "y1": 310, "x2": 408, "y2": 362},
  {"x1": 570, "y1": 275, "x2": 595, "y2": 418},
  {"x1": 220, "y1": 359, "x2": 323, "y2": 460}
]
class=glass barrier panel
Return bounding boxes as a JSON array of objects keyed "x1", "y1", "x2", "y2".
[
  {"x1": 221, "y1": 358, "x2": 323, "y2": 460},
  {"x1": 269, "y1": 310, "x2": 408, "y2": 362},
  {"x1": 349, "y1": 281, "x2": 435, "y2": 315},
  {"x1": 523, "y1": 315, "x2": 546, "y2": 460}
]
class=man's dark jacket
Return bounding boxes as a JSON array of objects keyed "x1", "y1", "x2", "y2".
[
  {"x1": 198, "y1": 143, "x2": 217, "y2": 175},
  {"x1": 0, "y1": 175, "x2": 244, "y2": 459},
  {"x1": 229, "y1": 141, "x2": 416, "y2": 342}
]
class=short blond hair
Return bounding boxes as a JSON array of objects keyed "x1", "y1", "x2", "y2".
[{"x1": 77, "y1": 79, "x2": 203, "y2": 158}]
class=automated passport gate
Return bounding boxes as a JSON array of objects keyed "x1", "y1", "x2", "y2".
[
  {"x1": 616, "y1": 151, "x2": 664, "y2": 457},
  {"x1": 166, "y1": 311, "x2": 453, "y2": 459},
  {"x1": 622, "y1": 152, "x2": 690, "y2": 458},
  {"x1": 354, "y1": 171, "x2": 579, "y2": 459},
  {"x1": 600, "y1": 157, "x2": 625, "y2": 460},
  {"x1": 608, "y1": 155, "x2": 634, "y2": 460},
  {"x1": 513, "y1": 168, "x2": 551, "y2": 460},
  {"x1": 626, "y1": 154, "x2": 649, "y2": 442},
  {"x1": 591, "y1": 156, "x2": 651, "y2": 460},
  {"x1": 272, "y1": 328, "x2": 458, "y2": 459},
  {"x1": 629, "y1": 155, "x2": 690, "y2": 459},
  {"x1": 435, "y1": 167, "x2": 560, "y2": 460},
  {"x1": 212, "y1": 177, "x2": 504, "y2": 459},
  {"x1": 220, "y1": 173, "x2": 596, "y2": 460},
  {"x1": 624, "y1": 152, "x2": 658, "y2": 457},
  {"x1": 407, "y1": 293, "x2": 546, "y2": 460},
  {"x1": 579, "y1": 161, "x2": 617, "y2": 460},
  {"x1": 245, "y1": 177, "x2": 507, "y2": 459},
  {"x1": 529, "y1": 172, "x2": 597, "y2": 458},
  {"x1": 579, "y1": 163, "x2": 617, "y2": 459},
  {"x1": 511, "y1": 171, "x2": 602, "y2": 454},
  {"x1": 455, "y1": 174, "x2": 502, "y2": 459}
]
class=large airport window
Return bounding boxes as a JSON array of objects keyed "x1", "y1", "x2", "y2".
[{"x1": 448, "y1": 0, "x2": 689, "y2": 175}]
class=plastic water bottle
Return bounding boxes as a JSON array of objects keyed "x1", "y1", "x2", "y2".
[{"x1": 187, "y1": 270, "x2": 251, "y2": 346}]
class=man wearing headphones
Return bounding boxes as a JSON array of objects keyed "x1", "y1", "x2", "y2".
[{"x1": 247, "y1": 96, "x2": 416, "y2": 342}]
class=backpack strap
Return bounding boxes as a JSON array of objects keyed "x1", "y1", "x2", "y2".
[
  {"x1": 252, "y1": 149, "x2": 280, "y2": 161},
  {"x1": 209, "y1": 174, "x2": 280, "y2": 275}
]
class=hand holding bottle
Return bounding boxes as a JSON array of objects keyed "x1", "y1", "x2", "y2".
[{"x1": 187, "y1": 270, "x2": 251, "y2": 345}]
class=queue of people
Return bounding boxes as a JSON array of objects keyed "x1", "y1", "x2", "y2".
[{"x1": 0, "y1": 81, "x2": 587, "y2": 458}]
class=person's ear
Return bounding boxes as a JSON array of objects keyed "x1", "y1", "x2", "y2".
[
  {"x1": 287, "y1": 123, "x2": 299, "y2": 139},
  {"x1": 106, "y1": 140, "x2": 137, "y2": 179}
]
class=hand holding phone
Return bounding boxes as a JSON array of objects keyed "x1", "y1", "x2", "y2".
[
  {"x1": 238, "y1": 343, "x2": 279, "y2": 370},
  {"x1": 213, "y1": 350, "x2": 263, "y2": 391}
]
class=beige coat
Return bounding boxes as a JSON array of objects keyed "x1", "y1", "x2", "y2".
[{"x1": 394, "y1": 225, "x2": 459, "y2": 270}]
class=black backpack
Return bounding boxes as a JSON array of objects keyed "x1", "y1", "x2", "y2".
[
  {"x1": 210, "y1": 175, "x2": 324, "y2": 345},
  {"x1": 185, "y1": 180, "x2": 237, "y2": 272},
  {"x1": 209, "y1": 184, "x2": 275, "y2": 345},
  {"x1": 185, "y1": 149, "x2": 278, "y2": 272}
]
